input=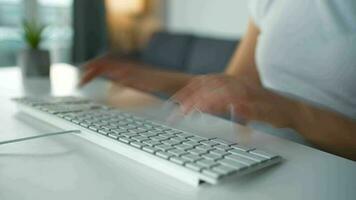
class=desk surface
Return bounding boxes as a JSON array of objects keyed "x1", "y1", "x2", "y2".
[{"x1": 0, "y1": 65, "x2": 355, "y2": 200}]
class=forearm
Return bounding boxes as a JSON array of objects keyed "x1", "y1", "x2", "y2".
[
  {"x1": 291, "y1": 101, "x2": 356, "y2": 160},
  {"x1": 152, "y1": 70, "x2": 193, "y2": 94}
]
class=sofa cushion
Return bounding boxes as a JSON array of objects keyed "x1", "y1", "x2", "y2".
[
  {"x1": 140, "y1": 32, "x2": 193, "y2": 71},
  {"x1": 185, "y1": 37, "x2": 238, "y2": 74}
]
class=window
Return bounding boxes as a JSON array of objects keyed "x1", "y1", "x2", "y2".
[
  {"x1": 0, "y1": 0, "x2": 23, "y2": 66},
  {"x1": 38, "y1": 0, "x2": 73, "y2": 63},
  {"x1": 0, "y1": 0, "x2": 73, "y2": 67}
]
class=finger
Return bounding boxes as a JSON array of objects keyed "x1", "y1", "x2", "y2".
[
  {"x1": 176, "y1": 75, "x2": 227, "y2": 101},
  {"x1": 117, "y1": 77, "x2": 148, "y2": 91},
  {"x1": 79, "y1": 66, "x2": 106, "y2": 86},
  {"x1": 171, "y1": 76, "x2": 206, "y2": 103},
  {"x1": 79, "y1": 54, "x2": 120, "y2": 85},
  {"x1": 194, "y1": 89, "x2": 230, "y2": 115},
  {"x1": 175, "y1": 77, "x2": 223, "y2": 114},
  {"x1": 178, "y1": 85, "x2": 212, "y2": 114},
  {"x1": 79, "y1": 68, "x2": 99, "y2": 86}
]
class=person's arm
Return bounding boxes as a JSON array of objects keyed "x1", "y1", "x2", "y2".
[
  {"x1": 171, "y1": 20, "x2": 356, "y2": 160},
  {"x1": 153, "y1": 19, "x2": 261, "y2": 94},
  {"x1": 80, "y1": 20, "x2": 260, "y2": 95},
  {"x1": 290, "y1": 100, "x2": 356, "y2": 160},
  {"x1": 225, "y1": 20, "x2": 261, "y2": 84},
  {"x1": 79, "y1": 54, "x2": 193, "y2": 94}
]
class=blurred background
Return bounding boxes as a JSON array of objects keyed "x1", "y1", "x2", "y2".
[{"x1": 0, "y1": 0, "x2": 249, "y2": 68}]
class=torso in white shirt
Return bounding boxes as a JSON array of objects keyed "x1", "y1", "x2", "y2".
[{"x1": 248, "y1": 0, "x2": 356, "y2": 143}]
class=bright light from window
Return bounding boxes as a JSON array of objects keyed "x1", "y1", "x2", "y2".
[
  {"x1": 0, "y1": 0, "x2": 21, "y2": 3},
  {"x1": 38, "y1": 0, "x2": 72, "y2": 7},
  {"x1": 106, "y1": 0, "x2": 144, "y2": 15}
]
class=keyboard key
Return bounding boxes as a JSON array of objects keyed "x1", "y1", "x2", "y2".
[
  {"x1": 156, "y1": 151, "x2": 174, "y2": 159},
  {"x1": 228, "y1": 149, "x2": 267, "y2": 162},
  {"x1": 188, "y1": 148, "x2": 207, "y2": 155},
  {"x1": 230, "y1": 144, "x2": 255, "y2": 152},
  {"x1": 211, "y1": 138, "x2": 236, "y2": 145},
  {"x1": 218, "y1": 159, "x2": 248, "y2": 170},
  {"x1": 202, "y1": 153, "x2": 222, "y2": 161},
  {"x1": 155, "y1": 144, "x2": 174, "y2": 151},
  {"x1": 182, "y1": 140, "x2": 199, "y2": 146},
  {"x1": 135, "y1": 127, "x2": 148, "y2": 132},
  {"x1": 189, "y1": 136, "x2": 207, "y2": 142},
  {"x1": 130, "y1": 141, "x2": 146, "y2": 149},
  {"x1": 225, "y1": 155, "x2": 257, "y2": 166},
  {"x1": 140, "y1": 132, "x2": 158, "y2": 137},
  {"x1": 195, "y1": 144, "x2": 213, "y2": 151},
  {"x1": 121, "y1": 132, "x2": 137, "y2": 137},
  {"x1": 143, "y1": 140, "x2": 161, "y2": 147},
  {"x1": 250, "y1": 149, "x2": 278, "y2": 159},
  {"x1": 174, "y1": 132, "x2": 192, "y2": 138},
  {"x1": 160, "y1": 132, "x2": 176, "y2": 138},
  {"x1": 215, "y1": 144, "x2": 232, "y2": 151},
  {"x1": 142, "y1": 124, "x2": 153, "y2": 129},
  {"x1": 129, "y1": 129, "x2": 146, "y2": 134},
  {"x1": 185, "y1": 163, "x2": 204, "y2": 172},
  {"x1": 175, "y1": 144, "x2": 194, "y2": 150},
  {"x1": 100, "y1": 126, "x2": 111, "y2": 131},
  {"x1": 131, "y1": 135, "x2": 150, "y2": 142},
  {"x1": 98, "y1": 130, "x2": 109, "y2": 135},
  {"x1": 200, "y1": 140, "x2": 219, "y2": 146},
  {"x1": 164, "y1": 129, "x2": 182, "y2": 134},
  {"x1": 71, "y1": 119, "x2": 81, "y2": 124},
  {"x1": 197, "y1": 159, "x2": 219, "y2": 168},
  {"x1": 181, "y1": 154, "x2": 202, "y2": 162},
  {"x1": 153, "y1": 126, "x2": 167, "y2": 132},
  {"x1": 170, "y1": 137, "x2": 187, "y2": 143},
  {"x1": 150, "y1": 135, "x2": 169, "y2": 141},
  {"x1": 147, "y1": 130, "x2": 163, "y2": 135},
  {"x1": 126, "y1": 124, "x2": 137, "y2": 129},
  {"x1": 79, "y1": 122, "x2": 90, "y2": 127},
  {"x1": 210, "y1": 149, "x2": 229, "y2": 156},
  {"x1": 111, "y1": 129, "x2": 127, "y2": 134},
  {"x1": 202, "y1": 169, "x2": 222, "y2": 179},
  {"x1": 118, "y1": 136, "x2": 132, "y2": 144},
  {"x1": 142, "y1": 146, "x2": 159, "y2": 154},
  {"x1": 162, "y1": 139, "x2": 181, "y2": 146},
  {"x1": 108, "y1": 132, "x2": 120, "y2": 139},
  {"x1": 168, "y1": 149, "x2": 188, "y2": 156},
  {"x1": 212, "y1": 165, "x2": 237, "y2": 175},
  {"x1": 169, "y1": 156, "x2": 189, "y2": 165}
]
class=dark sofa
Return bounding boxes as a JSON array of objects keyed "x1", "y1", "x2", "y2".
[{"x1": 139, "y1": 31, "x2": 239, "y2": 74}]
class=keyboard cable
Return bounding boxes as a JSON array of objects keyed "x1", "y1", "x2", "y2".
[{"x1": 0, "y1": 130, "x2": 81, "y2": 146}]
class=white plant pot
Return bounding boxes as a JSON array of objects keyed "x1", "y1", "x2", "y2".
[{"x1": 18, "y1": 49, "x2": 51, "y2": 77}]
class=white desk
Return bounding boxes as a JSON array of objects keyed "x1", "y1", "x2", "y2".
[{"x1": 0, "y1": 64, "x2": 355, "y2": 200}]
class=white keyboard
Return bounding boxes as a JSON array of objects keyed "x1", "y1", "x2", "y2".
[{"x1": 13, "y1": 96, "x2": 282, "y2": 186}]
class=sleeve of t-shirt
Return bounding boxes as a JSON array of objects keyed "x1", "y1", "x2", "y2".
[{"x1": 248, "y1": 0, "x2": 273, "y2": 28}]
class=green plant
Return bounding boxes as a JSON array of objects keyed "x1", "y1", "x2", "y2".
[{"x1": 22, "y1": 20, "x2": 45, "y2": 49}]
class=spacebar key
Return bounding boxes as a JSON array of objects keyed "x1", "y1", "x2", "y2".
[{"x1": 225, "y1": 155, "x2": 257, "y2": 166}]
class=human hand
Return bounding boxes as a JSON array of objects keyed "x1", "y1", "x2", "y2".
[
  {"x1": 172, "y1": 74, "x2": 296, "y2": 128},
  {"x1": 79, "y1": 54, "x2": 166, "y2": 92}
]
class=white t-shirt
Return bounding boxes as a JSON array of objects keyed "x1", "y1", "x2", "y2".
[{"x1": 248, "y1": 0, "x2": 356, "y2": 143}]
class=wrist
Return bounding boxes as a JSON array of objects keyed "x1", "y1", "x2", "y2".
[
  {"x1": 267, "y1": 92, "x2": 302, "y2": 129},
  {"x1": 154, "y1": 71, "x2": 193, "y2": 94}
]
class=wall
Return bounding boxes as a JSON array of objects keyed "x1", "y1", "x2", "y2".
[{"x1": 165, "y1": 0, "x2": 250, "y2": 39}]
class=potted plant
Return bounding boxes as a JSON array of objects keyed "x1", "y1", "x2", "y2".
[{"x1": 18, "y1": 20, "x2": 50, "y2": 77}]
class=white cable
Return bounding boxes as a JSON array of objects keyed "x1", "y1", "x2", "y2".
[{"x1": 0, "y1": 130, "x2": 81, "y2": 146}]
